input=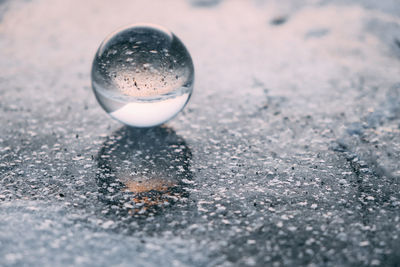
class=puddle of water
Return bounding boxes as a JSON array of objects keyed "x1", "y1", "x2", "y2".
[{"x1": 96, "y1": 126, "x2": 192, "y2": 217}]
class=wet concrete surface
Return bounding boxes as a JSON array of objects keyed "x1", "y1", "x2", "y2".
[{"x1": 0, "y1": 0, "x2": 399, "y2": 266}]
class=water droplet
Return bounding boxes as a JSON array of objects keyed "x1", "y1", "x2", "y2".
[{"x1": 91, "y1": 24, "x2": 194, "y2": 127}]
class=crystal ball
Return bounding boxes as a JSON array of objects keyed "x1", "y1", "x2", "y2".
[{"x1": 91, "y1": 24, "x2": 194, "y2": 127}]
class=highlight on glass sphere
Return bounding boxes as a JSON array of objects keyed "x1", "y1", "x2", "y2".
[{"x1": 91, "y1": 24, "x2": 194, "y2": 127}]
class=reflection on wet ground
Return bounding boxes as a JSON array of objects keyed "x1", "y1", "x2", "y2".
[{"x1": 96, "y1": 126, "x2": 192, "y2": 217}]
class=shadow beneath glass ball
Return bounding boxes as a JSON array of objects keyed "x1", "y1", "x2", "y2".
[{"x1": 96, "y1": 126, "x2": 192, "y2": 220}]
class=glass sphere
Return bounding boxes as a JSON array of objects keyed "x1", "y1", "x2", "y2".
[{"x1": 91, "y1": 24, "x2": 194, "y2": 127}]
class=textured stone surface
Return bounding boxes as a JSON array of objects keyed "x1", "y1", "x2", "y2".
[{"x1": 0, "y1": 0, "x2": 399, "y2": 266}]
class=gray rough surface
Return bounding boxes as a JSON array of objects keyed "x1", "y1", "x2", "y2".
[{"x1": 0, "y1": 0, "x2": 400, "y2": 266}]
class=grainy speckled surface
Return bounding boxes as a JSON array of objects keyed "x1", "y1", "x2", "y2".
[{"x1": 0, "y1": 0, "x2": 400, "y2": 266}]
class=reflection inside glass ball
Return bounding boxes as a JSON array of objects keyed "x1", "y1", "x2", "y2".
[{"x1": 91, "y1": 24, "x2": 194, "y2": 127}]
